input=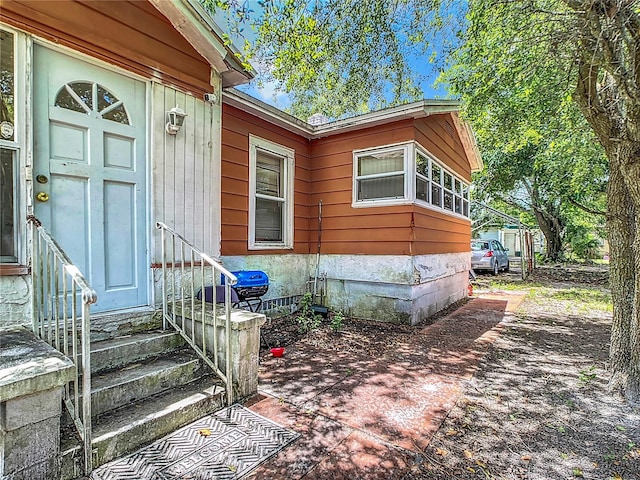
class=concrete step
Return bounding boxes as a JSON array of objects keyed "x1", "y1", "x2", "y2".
[
  {"x1": 90, "y1": 350, "x2": 204, "y2": 417},
  {"x1": 90, "y1": 309, "x2": 161, "y2": 342},
  {"x1": 60, "y1": 376, "x2": 226, "y2": 479},
  {"x1": 90, "y1": 330, "x2": 186, "y2": 373}
]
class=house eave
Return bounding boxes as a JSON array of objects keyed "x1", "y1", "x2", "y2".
[
  {"x1": 148, "y1": 0, "x2": 254, "y2": 88},
  {"x1": 222, "y1": 88, "x2": 483, "y2": 171}
]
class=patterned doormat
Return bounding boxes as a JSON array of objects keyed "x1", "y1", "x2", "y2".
[{"x1": 91, "y1": 404, "x2": 299, "y2": 480}]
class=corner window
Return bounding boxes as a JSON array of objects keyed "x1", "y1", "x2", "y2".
[
  {"x1": 249, "y1": 135, "x2": 294, "y2": 249},
  {"x1": 352, "y1": 142, "x2": 470, "y2": 218}
]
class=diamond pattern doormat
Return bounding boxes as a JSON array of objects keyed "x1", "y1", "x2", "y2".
[{"x1": 91, "y1": 404, "x2": 299, "y2": 480}]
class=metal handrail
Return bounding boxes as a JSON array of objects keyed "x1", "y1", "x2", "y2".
[
  {"x1": 155, "y1": 222, "x2": 237, "y2": 406},
  {"x1": 28, "y1": 215, "x2": 95, "y2": 475}
]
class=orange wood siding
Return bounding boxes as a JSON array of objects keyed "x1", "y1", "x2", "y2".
[
  {"x1": 414, "y1": 115, "x2": 472, "y2": 182},
  {"x1": 1, "y1": 0, "x2": 212, "y2": 94},
  {"x1": 221, "y1": 104, "x2": 311, "y2": 255},
  {"x1": 220, "y1": 109, "x2": 473, "y2": 257},
  {"x1": 309, "y1": 121, "x2": 413, "y2": 255},
  {"x1": 309, "y1": 119, "x2": 471, "y2": 256}
]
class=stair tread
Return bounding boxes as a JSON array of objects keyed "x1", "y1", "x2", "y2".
[
  {"x1": 92, "y1": 376, "x2": 225, "y2": 440},
  {"x1": 90, "y1": 330, "x2": 179, "y2": 353},
  {"x1": 91, "y1": 351, "x2": 200, "y2": 391}
]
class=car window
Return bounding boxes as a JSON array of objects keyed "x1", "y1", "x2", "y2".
[{"x1": 471, "y1": 241, "x2": 489, "y2": 251}]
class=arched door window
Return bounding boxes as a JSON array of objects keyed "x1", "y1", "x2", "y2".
[{"x1": 55, "y1": 81, "x2": 130, "y2": 124}]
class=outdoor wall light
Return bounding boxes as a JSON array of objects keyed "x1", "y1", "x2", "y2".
[{"x1": 166, "y1": 105, "x2": 187, "y2": 135}]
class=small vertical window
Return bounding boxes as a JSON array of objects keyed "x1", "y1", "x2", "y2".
[
  {"x1": 0, "y1": 148, "x2": 17, "y2": 263},
  {"x1": 430, "y1": 163, "x2": 442, "y2": 207},
  {"x1": 249, "y1": 135, "x2": 294, "y2": 249},
  {"x1": 1, "y1": 30, "x2": 15, "y2": 141},
  {"x1": 416, "y1": 152, "x2": 429, "y2": 203}
]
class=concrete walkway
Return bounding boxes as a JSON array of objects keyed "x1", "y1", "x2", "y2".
[{"x1": 244, "y1": 293, "x2": 525, "y2": 479}]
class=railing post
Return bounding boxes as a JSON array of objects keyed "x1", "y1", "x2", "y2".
[
  {"x1": 81, "y1": 301, "x2": 92, "y2": 474},
  {"x1": 27, "y1": 216, "x2": 97, "y2": 477},
  {"x1": 225, "y1": 282, "x2": 233, "y2": 406},
  {"x1": 155, "y1": 222, "x2": 238, "y2": 407}
]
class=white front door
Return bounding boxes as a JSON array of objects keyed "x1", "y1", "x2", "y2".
[{"x1": 33, "y1": 45, "x2": 148, "y2": 312}]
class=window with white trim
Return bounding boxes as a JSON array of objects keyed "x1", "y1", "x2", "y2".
[
  {"x1": 0, "y1": 29, "x2": 18, "y2": 263},
  {"x1": 354, "y1": 144, "x2": 408, "y2": 202},
  {"x1": 353, "y1": 142, "x2": 470, "y2": 218},
  {"x1": 249, "y1": 135, "x2": 294, "y2": 249}
]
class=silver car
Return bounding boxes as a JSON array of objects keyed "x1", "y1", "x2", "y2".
[{"x1": 471, "y1": 240, "x2": 510, "y2": 275}]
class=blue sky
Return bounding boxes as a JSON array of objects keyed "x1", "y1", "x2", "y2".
[{"x1": 215, "y1": 1, "x2": 454, "y2": 112}]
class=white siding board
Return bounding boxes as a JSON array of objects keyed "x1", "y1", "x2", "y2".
[{"x1": 151, "y1": 82, "x2": 221, "y2": 263}]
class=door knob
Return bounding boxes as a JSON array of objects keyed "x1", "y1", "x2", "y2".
[{"x1": 36, "y1": 192, "x2": 49, "y2": 202}]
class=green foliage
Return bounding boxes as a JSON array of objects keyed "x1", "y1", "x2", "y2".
[
  {"x1": 330, "y1": 311, "x2": 345, "y2": 333},
  {"x1": 578, "y1": 366, "x2": 597, "y2": 387},
  {"x1": 442, "y1": 1, "x2": 608, "y2": 261},
  {"x1": 295, "y1": 292, "x2": 322, "y2": 333}
]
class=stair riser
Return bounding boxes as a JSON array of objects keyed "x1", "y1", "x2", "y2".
[
  {"x1": 90, "y1": 332, "x2": 186, "y2": 373},
  {"x1": 91, "y1": 359, "x2": 203, "y2": 417},
  {"x1": 60, "y1": 386, "x2": 226, "y2": 479},
  {"x1": 89, "y1": 311, "x2": 161, "y2": 343}
]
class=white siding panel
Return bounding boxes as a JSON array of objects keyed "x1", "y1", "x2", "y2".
[{"x1": 151, "y1": 80, "x2": 222, "y2": 263}]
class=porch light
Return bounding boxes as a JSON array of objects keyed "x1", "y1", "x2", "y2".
[{"x1": 166, "y1": 105, "x2": 187, "y2": 135}]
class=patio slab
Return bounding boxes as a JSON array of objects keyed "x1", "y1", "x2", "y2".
[{"x1": 245, "y1": 293, "x2": 526, "y2": 478}]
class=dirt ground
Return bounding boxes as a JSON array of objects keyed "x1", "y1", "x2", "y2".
[{"x1": 260, "y1": 264, "x2": 640, "y2": 480}]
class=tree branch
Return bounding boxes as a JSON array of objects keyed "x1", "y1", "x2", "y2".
[{"x1": 567, "y1": 196, "x2": 607, "y2": 216}]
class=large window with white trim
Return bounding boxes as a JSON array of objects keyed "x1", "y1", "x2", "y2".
[
  {"x1": 353, "y1": 142, "x2": 470, "y2": 218},
  {"x1": 249, "y1": 135, "x2": 294, "y2": 249},
  {"x1": 354, "y1": 145, "x2": 407, "y2": 201}
]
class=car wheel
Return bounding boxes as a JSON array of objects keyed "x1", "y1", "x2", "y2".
[{"x1": 492, "y1": 261, "x2": 499, "y2": 276}]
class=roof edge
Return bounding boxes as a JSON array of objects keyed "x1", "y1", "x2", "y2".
[
  {"x1": 148, "y1": 0, "x2": 254, "y2": 88},
  {"x1": 222, "y1": 89, "x2": 465, "y2": 139}
]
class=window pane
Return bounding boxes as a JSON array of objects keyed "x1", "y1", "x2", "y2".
[
  {"x1": 444, "y1": 171, "x2": 453, "y2": 190},
  {"x1": 70, "y1": 82, "x2": 93, "y2": 110},
  {"x1": 55, "y1": 86, "x2": 87, "y2": 113},
  {"x1": 416, "y1": 152, "x2": 428, "y2": 177},
  {"x1": 358, "y1": 149, "x2": 403, "y2": 175},
  {"x1": 0, "y1": 148, "x2": 16, "y2": 262},
  {"x1": 463, "y1": 200, "x2": 469, "y2": 217},
  {"x1": 102, "y1": 104, "x2": 129, "y2": 124},
  {"x1": 358, "y1": 175, "x2": 404, "y2": 200},
  {"x1": 256, "y1": 150, "x2": 283, "y2": 198},
  {"x1": 416, "y1": 177, "x2": 428, "y2": 202},
  {"x1": 455, "y1": 179, "x2": 462, "y2": 195},
  {"x1": 431, "y1": 183, "x2": 442, "y2": 207},
  {"x1": 431, "y1": 163, "x2": 441, "y2": 184},
  {"x1": 255, "y1": 197, "x2": 282, "y2": 242},
  {"x1": 463, "y1": 185, "x2": 469, "y2": 200},
  {"x1": 455, "y1": 196, "x2": 462, "y2": 214},
  {"x1": 444, "y1": 190, "x2": 454, "y2": 210},
  {"x1": 0, "y1": 30, "x2": 15, "y2": 141}
]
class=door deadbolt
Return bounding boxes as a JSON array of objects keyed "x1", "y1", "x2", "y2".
[
  {"x1": 36, "y1": 192, "x2": 49, "y2": 202},
  {"x1": 36, "y1": 174, "x2": 49, "y2": 184}
]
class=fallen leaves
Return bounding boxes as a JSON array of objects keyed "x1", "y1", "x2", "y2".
[{"x1": 198, "y1": 428, "x2": 211, "y2": 437}]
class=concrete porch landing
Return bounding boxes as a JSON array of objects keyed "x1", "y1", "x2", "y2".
[{"x1": 244, "y1": 292, "x2": 525, "y2": 479}]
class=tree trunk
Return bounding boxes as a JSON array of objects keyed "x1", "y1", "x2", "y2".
[
  {"x1": 606, "y1": 159, "x2": 637, "y2": 398},
  {"x1": 531, "y1": 206, "x2": 564, "y2": 261}
]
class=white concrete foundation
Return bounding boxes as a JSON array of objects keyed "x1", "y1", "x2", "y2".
[{"x1": 221, "y1": 252, "x2": 471, "y2": 324}]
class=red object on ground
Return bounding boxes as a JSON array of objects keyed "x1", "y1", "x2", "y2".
[
  {"x1": 468, "y1": 283, "x2": 474, "y2": 296},
  {"x1": 270, "y1": 347, "x2": 285, "y2": 357}
]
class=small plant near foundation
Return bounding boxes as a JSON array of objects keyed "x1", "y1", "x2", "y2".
[
  {"x1": 295, "y1": 292, "x2": 322, "y2": 333},
  {"x1": 330, "y1": 311, "x2": 345, "y2": 333}
]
